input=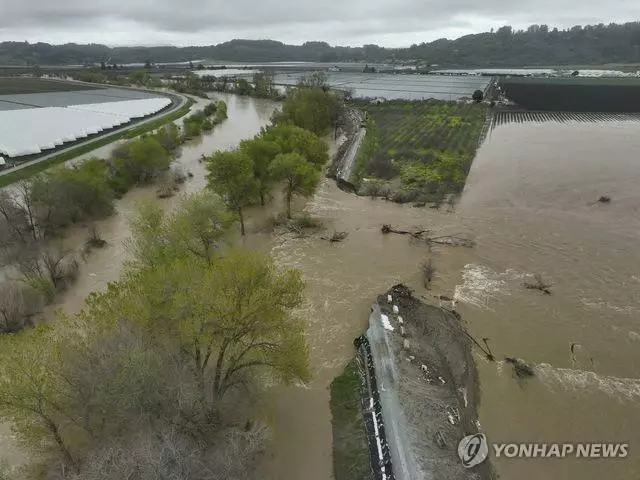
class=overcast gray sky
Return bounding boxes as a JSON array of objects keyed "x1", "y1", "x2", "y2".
[{"x1": 1, "y1": 0, "x2": 639, "y2": 47}]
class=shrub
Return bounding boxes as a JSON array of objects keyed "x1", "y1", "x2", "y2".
[
  {"x1": 153, "y1": 124, "x2": 181, "y2": 152},
  {"x1": 30, "y1": 159, "x2": 115, "y2": 233},
  {"x1": 216, "y1": 101, "x2": 228, "y2": 119},
  {"x1": 201, "y1": 118, "x2": 214, "y2": 132},
  {"x1": 203, "y1": 102, "x2": 218, "y2": 116},
  {"x1": 110, "y1": 137, "x2": 170, "y2": 186}
]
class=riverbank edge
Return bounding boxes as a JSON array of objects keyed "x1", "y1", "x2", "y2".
[
  {"x1": 0, "y1": 96, "x2": 195, "y2": 188},
  {"x1": 329, "y1": 359, "x2": 372, "y2": 480}
]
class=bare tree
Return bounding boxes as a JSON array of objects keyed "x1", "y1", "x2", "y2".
[
  {"x1": 0, "y1": 282, "x2": 42, "y2": 333},
  {"x1": 63, "y1": 424, "x2": 267, "y2": 480},
  {"x1": 19, "y1": 247, "x2": 79, "y2": 300},
  {"x1": 0, "y1": 189, "x2": 37, "y2": 248},
  {"x1": 420, "y1": 259, "x2": 436, "y2": 289}
]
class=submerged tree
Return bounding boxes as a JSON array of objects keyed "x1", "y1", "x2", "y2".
[
  {"x1": 239, "y1": 138, "x2": 282, "y2": 206},
  {"x1": 269, "y1": 152, "x2": 320, "y2": 219},
  {"x1": 205, "y1": 150, "x2": 259, "y2": 235},
  {"x1": 127, "y1": 192, "x2": 235, "y2": 269},
  {"x1": 260, "y1": 124, "x2": 329, "y2": 169}
]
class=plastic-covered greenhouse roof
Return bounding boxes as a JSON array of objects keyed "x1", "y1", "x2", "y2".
[{"x1": 0, "y1": 98, "x2": 171, "y2": 158}]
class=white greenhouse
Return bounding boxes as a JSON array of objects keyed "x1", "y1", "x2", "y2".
[{"x1": 0, "y1": 98, "x2": 171, "y2": 158}]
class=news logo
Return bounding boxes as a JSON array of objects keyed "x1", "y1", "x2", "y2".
[
  {"x1": 458, "y1": 434, "x2": 489, "y2": 468},
  {"x1": 458, "y1": 433, "x2": 629, "y2": 467}
]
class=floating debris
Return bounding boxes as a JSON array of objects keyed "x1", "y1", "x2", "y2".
[{"x1": 505, "y1": 357, "x2": 535, "y2": 377}]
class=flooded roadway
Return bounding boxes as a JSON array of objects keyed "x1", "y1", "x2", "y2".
[{"x1": 1, "y1": 97, "x2": 639, "y2": 480}]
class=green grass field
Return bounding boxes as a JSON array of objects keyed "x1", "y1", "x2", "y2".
[
  {"x1": 330, "y1": 359, "x2": 371, "y2": 480},
  {"x1": 0, "y1": 77, "x2": 101, "y2": 95},
  {"x1": 350, "y1": 99, "x2": 487, "y2": 200},
  {"x1": 0, "y1": 98, "x2": 194, "y2": 188}
]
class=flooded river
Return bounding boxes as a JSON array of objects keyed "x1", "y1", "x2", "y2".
[
  {"x1": 263, "y1": 117, "x2": 640, "y2": 480},
  {"x1": 2, "y1": 98, "x2": 638, "y2": 479}
]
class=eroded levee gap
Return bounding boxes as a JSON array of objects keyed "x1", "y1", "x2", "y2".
[{"x1": 344, "y1": 284, "x2": 493, "y2": 480}]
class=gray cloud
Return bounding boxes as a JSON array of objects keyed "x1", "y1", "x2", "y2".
[{"x1": 1, "y1": 0, "x2": 639, "y2": 46}]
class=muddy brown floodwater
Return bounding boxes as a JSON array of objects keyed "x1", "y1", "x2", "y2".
[
  {"x1": 263, "y1": 116, "x2": 640, "y2": 480},
  {"x1": 2, "y1": 101, "x2": 639, "y2": 480},
  {"x1": 451, "y1": 118, "x2": 640, "y2": 479}
]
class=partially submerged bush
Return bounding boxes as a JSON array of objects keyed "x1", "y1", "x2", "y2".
[
  {"x1": 0, "y1": 281, "x2": 42, "y2": 333},
  {"x1": 110, "y1": 137, "x2": 170, "y2": 188},
  {"x1": 272, "y1": 213, "x2": 324, "y2": 234},
  {"x1": 30, "y1": 159, "x2": 115, "y2": 235},
  {"x1": 85, "y1": 226, "x2": 107, "y2": 250},
  {"x1": 203, "y1": 102, "x2": 218, "y2": 117},
  {"x1": 361, "y1": 179, "x2": 385, "y2": 199},
  {"x1": 19, "y1": 249, "x2": 80, "y2": 301}
]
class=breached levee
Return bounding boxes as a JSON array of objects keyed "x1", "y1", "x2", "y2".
[{"x1": 358, "y1": 284, "x2": 492, "y2": 480}]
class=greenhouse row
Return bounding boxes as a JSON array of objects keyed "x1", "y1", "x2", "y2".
[{"x1": 0, "y1": 98, "x2": 171, "y2": 158}]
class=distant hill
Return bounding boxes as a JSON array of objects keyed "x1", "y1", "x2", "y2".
[{"x1": 2, "y1": 22, "x2": 640, "y2": 67}]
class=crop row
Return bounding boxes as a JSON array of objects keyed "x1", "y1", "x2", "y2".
[{"x1": 349, "y1": 99, "x2": 487, "y2": 199}]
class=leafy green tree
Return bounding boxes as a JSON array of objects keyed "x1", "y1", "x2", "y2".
[
  {"x1": 153, "y1": 123, "x2": 181, "y2": 152},
  {"x1": 81, "y1": 248, "x2": 310, "y2": 406},
  {"x1": 0, "y1": 325, "x2": 79, "y2": 471},
  {"x1": 129, "y1": 71, "x2": 151, "y2": 86},
  {"x1": 239, "y1": 138, "x2": 281, "y2": 205},
  {"x1": 235, "y1": 79, "x2": 253, "y2": 96},
  {"x1": 30, "y1": 159, "x2": 114, "y2": 234},
  {"x1": 261, "y1": 124, "x2": 329, "y2": 168},
  {"x1": 126, "y1": 192, "x2": 235, "y2": 268},
  {"x1": 168, "y1": 192, "x2": 235, "y2": 263},
  {"x1": 125, "y1": 200, "x2": 172, "y2": 269},
  {"x1": 269, "y1": 152, "x2": 320, "y2": 218},
  {"x1": 205, "y1": 150, "x2": 258, "y2": 235},
  {"x1": 253, "y1": 72, "x2": 275, "y2": 98},
  {"x1": 472, "y1": 89, "x2": 484, "y2": 103},
  {"x1": 111, "y1": 137, "x2": 170, "y2": 188},
  {"x1": 203, "y1": 102, "x2": 218, "y2": 116},
  {"x1": 216, "y1": 100, "x2": 228, "y2": 119},
  {"x1": 278, "y1": 86, "x2": 341, "y2": 135}
]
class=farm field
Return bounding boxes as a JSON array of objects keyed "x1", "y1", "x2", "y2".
[
  {"x1": 0, "y1": 87, "x2": 160, "y2": 111},
  {"x1": 499, "y1": 76, "x2": 640, "y2": 111},
  {"x1": 350, "y1": 99, "x2": 487, "y2": 202},
  {"x1": 272, "y1": 72, "x2": 491, "y2": 100},
  {"x1": 0, "y1": 79, "x2": 175, "y2": 162},
  {"x1": 0, "y1": 98, "x2": 172, "y2": 158},
  {"x1": 492, "y1": 110, "x2": 640, "y2": 127},
  {"x1": 0, "y1": 77, "x2": 100, "y2": 95}
]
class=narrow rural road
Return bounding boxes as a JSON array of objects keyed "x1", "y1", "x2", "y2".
[
  {"x1": 337, "y1": 127, "x2": 366, "y2": 182},
  {"x1": 0, "y1": 89, "x2": 189, "y2": 178}
]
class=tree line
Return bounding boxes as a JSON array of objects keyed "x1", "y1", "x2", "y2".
[
  {"x1": 206, "y1": 75, "x2": 342, "y2": 234},
  {"x1": 3, "y1": 22, "x2": 640, "y2": 66},
  {"x1": 0, "y1": 191, "x2": 310, "y2": 479},
  {"x1": 0, "y1": 102, "x2": 225, "y2": 333},
  {"x1": 0, "y1": 78, "x2": 344, "y2": 479}
]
